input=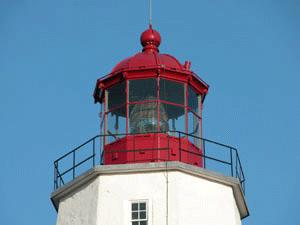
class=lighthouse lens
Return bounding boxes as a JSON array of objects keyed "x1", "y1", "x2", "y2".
[{"x1": 129, "y1": 102, "x2": 159, "y2": 134}]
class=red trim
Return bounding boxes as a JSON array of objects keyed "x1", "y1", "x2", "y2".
[
  {"x1": 126, "y1": 80, "x2": 129, "y2": 134},
  {"x1": 192, "y1": 72, "x2": 209, "y2": 88},
  {"x1": 126, "y1": 100, "x2": 186, "y2": 109},
  {"x1": 126, "y1": 77, "x2": 186, "y2": 85},
  {"x1": 110, "y1": 65, "x2": 191, "y2": 77},
  {"x1": 157, "y1": 76, "x2": 161, "y2": 157},
  {"x1": 105, "y1": 103, "x2": 126, "y2": 114},
  {"x1": 201, "y1": 103, "x2": 203, "y2": 140},
  {"x1": 185, "y1": 83, "x2": 188, "y2": 136},
  {"x1": 188, "y1": 108, "x2": 201, "y2": 119},
  {"x1": 104, "y1": 94, "x2": 107, "y2": 145},
  {"x1": 128, "y1": 100, "x2": 158, "y2": 105},
  {"x1": 157, "y1": 77, "x2": 160, "y2": 132},
  {"x1": 159, "y1": 100, "x2": 185, "y2": 108},
  {"x1": 127, "y1": 77, "x2": 157, "y2": 81},
  {"x1": 158, "y1": 74, "x2": 187, "y2": 84}
]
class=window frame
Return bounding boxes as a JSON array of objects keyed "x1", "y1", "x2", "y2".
[
  {"x1": 131, "y1": 201, "x2": 148, "y2": 224},
  {"x1": 125, "y1": 199, "x2": 152, "y2": 225}
]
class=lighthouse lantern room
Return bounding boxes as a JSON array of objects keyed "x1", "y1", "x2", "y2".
[{"x1": 93, "y1": 27, "x2": 209, "y2": 167}]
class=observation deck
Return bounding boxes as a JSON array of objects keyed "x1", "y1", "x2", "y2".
[{"x1": 53, "y1": 131, "x2": 246, "y2": 194}]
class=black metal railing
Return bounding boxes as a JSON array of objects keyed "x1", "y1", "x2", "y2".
[
  {"x1": 54, "y1": 135, "x2": 99, "y2": 190},
  {"x1": 53, "y1": 131, "x2": 246, "y2": 194}
]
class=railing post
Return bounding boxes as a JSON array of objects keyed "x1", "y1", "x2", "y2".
[
  {"x1": 93, "y1": 138, "x2": 95, "y2": 167},
  {"x1": 133, "y1": 134, "x2": 136, "y2": 163},
  {"x1": 54, "y1": 162, "x2": 56, "y2": 190},
  {"x1": 179, "y1": 132, "x2": 181, "y2": 162},
  {"x1": 236, "y1": 151, "x2": 238, "y2": 178},
  {"x1": 230, "y1": 148, "x2": 233, "y2": 177},
  {"x1": 203, "y1": 140, "x2": 206, "y2": 169},
  {"x1": 100, "y1": 135, "x2": 103, "y2": 165},
  {"x1": 168, "y1": 134, "x2": 170, "y2": 161},
  {"x1": 73, "y1": 151, "x2": 75, "y2": 179}
]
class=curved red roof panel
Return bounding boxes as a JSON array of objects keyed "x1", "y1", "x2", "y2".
[{"x1": 111, "y1": 52, "x2": 184, "y2": 73}]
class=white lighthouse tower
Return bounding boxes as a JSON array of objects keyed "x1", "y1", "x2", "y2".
[{"x1": 51, "y1": 25, "x2": 249, "y2": 225}]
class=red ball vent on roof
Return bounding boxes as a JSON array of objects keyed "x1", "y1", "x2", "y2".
[{"x1": 140, "y1": 27, "x2": 161, "y2": 53}]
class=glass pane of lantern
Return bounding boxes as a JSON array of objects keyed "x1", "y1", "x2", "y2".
[
  {"x1": 188, "y1": 110, "x2": 201, "y2": 147},
  {"x1": 129, "y1": 102, "x2": 158, "y2": 134},
  {"x1": 129, "y1": 79, "x2": 157, "y2": 103},
  {"x1": 108, "y1": 81, "x2": 126, "y2": 111},
  {"x1": 160, "y1": 79, "x2": 185, "y2": 105},
  {"x1": 188, "y1": 86, "x2": 200, "y2": 114},
  {"x1": 160, "y1": 103, "x2": 185, "y2": 136},
  {"x1": 106, "y1": 106, "x2": 126, "y2": 144}
]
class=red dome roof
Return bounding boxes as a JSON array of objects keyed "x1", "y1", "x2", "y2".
[{"x1": 111, "y1": 27, "x2": 185, "y2": 73}]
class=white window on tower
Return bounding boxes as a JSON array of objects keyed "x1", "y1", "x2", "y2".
[{"x1": 131, "y1": 201, "x2": 148, "y2": 225}]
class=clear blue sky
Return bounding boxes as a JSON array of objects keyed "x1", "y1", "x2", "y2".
[{"x1": 1, "y1": 0, "x2": 299, "y2": 224}]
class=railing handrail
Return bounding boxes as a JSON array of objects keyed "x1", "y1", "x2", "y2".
[{"x1": 54, "y1": 135, "x2": 100, "y2": 162}]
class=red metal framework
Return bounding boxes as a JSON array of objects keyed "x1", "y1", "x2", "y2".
[{"x1": 102, "y1": 79, "x2": 202, "y2": 135}]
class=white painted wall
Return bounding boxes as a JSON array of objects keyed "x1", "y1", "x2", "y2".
[
  {"x1": 56, "y1": 177, "x2": 100, "y2": 225},
  {"x1": 168, "y1": 171, "x2": 241, "y2": 225},
  {"x1": 56, "y1": 170, "x2": 241, "y2": 225},
  {"x1": 98, "y1": 172, "x2": 165, "y2": 225}
]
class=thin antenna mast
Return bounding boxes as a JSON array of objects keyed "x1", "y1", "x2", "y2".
[{"x1": 149, "y1": 0, "x2": 152, "y2": 28}]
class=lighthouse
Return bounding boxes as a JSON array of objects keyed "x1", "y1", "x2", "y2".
[{"x1": 51, "y1": 26, "x2": 249, "y2": 225}]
